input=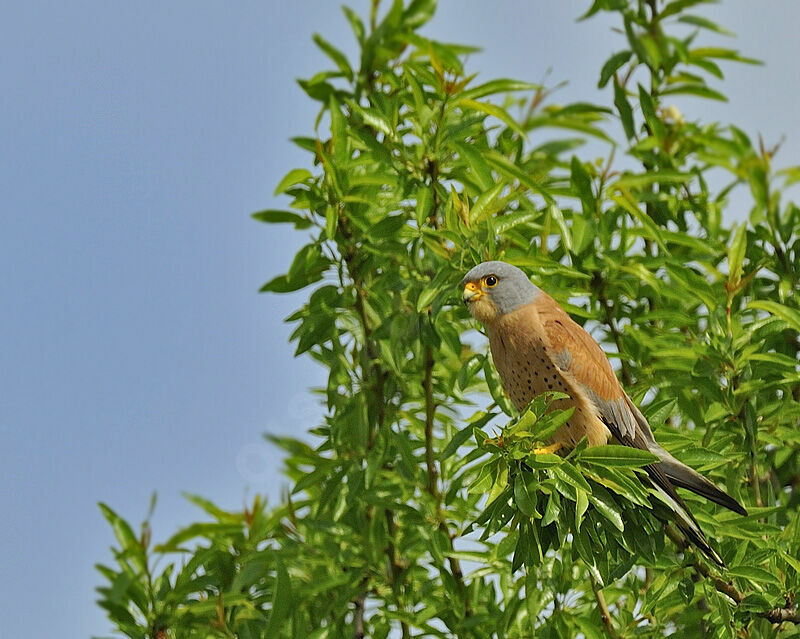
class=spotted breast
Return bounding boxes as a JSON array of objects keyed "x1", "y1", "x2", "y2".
[{"x1": 486, "y1": 300, "x2": 612, "y2": 449}]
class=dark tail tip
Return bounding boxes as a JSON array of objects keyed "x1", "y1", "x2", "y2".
[{"x1": 675, "y1": 519, "x2": 726, "y2": 567}]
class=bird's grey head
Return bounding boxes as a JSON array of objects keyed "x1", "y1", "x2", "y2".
[{"x1": 461, "y1": 260, "x2": 540, "y2": 324}]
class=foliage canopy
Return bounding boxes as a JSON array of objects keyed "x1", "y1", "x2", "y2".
[{"x1": 97, "y1": 1, "x2": 800, "y2": 637}]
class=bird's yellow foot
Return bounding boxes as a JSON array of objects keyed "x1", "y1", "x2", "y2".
[{"x1": 532, "y1": 442, "x2": 562, "y2": 455}]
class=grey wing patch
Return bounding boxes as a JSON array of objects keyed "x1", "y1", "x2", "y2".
[
  {"x1": 624, "y1": 393, "x2": 657, "y2": 445},
  {"x1": 585, "y1": 389, "x2": 638, "y2": 442},
  {"x1": 546, "y1": 345, "x2": 636, "y2": 441},
  {"x1": 551, "y1": 347, "x2": 572, "y2": 372}
]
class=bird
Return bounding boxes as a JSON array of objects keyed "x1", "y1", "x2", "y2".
[{"x1": 461, "y1": 260, "x2": 747, "y2": 566}]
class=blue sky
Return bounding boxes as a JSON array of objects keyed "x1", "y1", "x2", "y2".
[{"x1": 2, "y1": 2, "x2": 798, "y2": 636}]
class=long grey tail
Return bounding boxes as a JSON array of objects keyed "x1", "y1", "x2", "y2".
[
  {"x1": 642, "y1": 461, "x2": 726, "y2": 567},
  {"x1": 651, "y1": 444, "x2": 748, "y2": 517},
  {"x1": 622, "y1": 395, "x2": 748, "y2": 517}
]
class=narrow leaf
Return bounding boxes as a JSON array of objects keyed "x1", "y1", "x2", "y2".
[
  {"x1": 580, "y1": 445, "x2": 658, "y2": 467},
  {"x1": 274, "y1": 168, "x2": 313, "y2": 196},
  {"x1": 312, "y1": 33, "x2": 353, "y2": 80},
  {"x1": 598, "y1": 50, "x2": 632, "y2": 88}
]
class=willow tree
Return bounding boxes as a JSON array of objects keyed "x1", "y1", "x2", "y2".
[{"x1": 98, "y1": 1, "x2": 800, "y2": 637}]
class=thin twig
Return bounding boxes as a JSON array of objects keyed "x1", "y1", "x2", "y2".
[
  {"x1": 590, "y1": 575, "x2": 618, "y2": 637},
  {"x1": 422, "y1": 344, "x2": 473, "y2": 618},
  {"x1": 594, "y1": 273, "x2": 633, "y2": 386},
  {"x1": 664, "y1": 525, "x2": 800, "y2": 624},
  {"x1": 341, "y1": 226, "x2": 410, "y2": 639},
  {"x1": 423, "y1": 346, "x2": 439, "y2": 499},
  {"x1": 384, "y1": 510, "x2": 411, "y2": 639},
  {"x1": 353, "y1": 591, "x2": 366, "y2": 639}
]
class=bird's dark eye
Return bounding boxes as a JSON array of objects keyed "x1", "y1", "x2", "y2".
[{"x1": 484, "y1": 275, "x2": 498, "y2": 288}]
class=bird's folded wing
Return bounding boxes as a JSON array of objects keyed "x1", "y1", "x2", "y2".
[{"x1": 536, "y1": 294, "x2": 638, "y2": 443}]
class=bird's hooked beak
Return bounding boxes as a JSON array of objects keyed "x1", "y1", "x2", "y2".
[{"x1": 462, "y1": 281, "x2": 483, "y2": 304}]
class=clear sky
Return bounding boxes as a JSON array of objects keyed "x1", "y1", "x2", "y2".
[{"x1": 1, "y1": 2, "x2": 798, "y2": 637}]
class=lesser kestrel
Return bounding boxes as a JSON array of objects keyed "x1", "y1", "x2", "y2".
[{"x1": 462, "y1": 260, "x2": 746, "y2": 565}]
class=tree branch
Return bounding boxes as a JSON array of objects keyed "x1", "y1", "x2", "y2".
[
  {"x1": 422, "y1": 343, "x2": 472, "y2": 618},
  {"x1": 590, "y1": 575, "x2": 618, "y2": 638},
  {"x1": 353, "y1": 591, "x2": 366, "y2": 639},
  {"x1": 664, "y1": 525, "x2": 800, "y2": 624},
  {"x1": 339, "y1": 227, "x2": 410, "y2": 639},
  {"x1": 384, "y1": 510, "x2": 410, "y2": 639},
  {"x1": 593, "y1": 272, "x2": 633, "y2": 386},
  {"x1": 423, "y1": 346, "x2": 439, "y2": 500}
]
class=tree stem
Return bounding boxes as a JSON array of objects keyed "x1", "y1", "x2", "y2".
[
  {"x1": 422, "y1": 344, "x2": 472, "y2": 619},
  {"x1": 590, "y1": 575, "x2": 617, "y2": 637},
  {"x1": 594, "y1": 274, "x2": 633, "y2": 386},
  {"x1": 664, "y1": 525, "x2": 800, "y2": 624},
  {"x1": 353, "y1": 591, "x2": 366, "y2": 639},
  {"x1": 423, "y1": 346, "x2": 439, "y2": 500}
]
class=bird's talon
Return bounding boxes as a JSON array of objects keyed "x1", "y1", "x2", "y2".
[{"x1": 532, "y1": 442, "x2": 562, "y2": 455}]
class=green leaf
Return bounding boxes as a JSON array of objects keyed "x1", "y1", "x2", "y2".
[
  {"x1": 570, "y1": 156, "x2": 594, "y2": 213},
  {"x1": 403, "y1": 0, "x2": 437, "y2": 28},
  {"x1": 638, "y1": 84, "x2": 666, "y2": 141},
  {"x1": 690, "y1": 47, "x2": 762, "y2": 66},
  {"x1": 347, "y1": 99, "x2": 395, "y2": 139},
  {"x1": 748, "y1": 300, "x2": 800, "y2": 334},
  {"x1": 488, "y1": 459, "x2": 509, "y2": 502},
  {"x1": 588, "y1": 490, "x2": 624, "y2": 532},
  {"x1": 598, "y1": 50, "x2": 632, "y2": 88},
  {"x1": 328, "y1": 95, "x2": 347, "y2": 164},
  {"x1": 493, "y1": 211, "x2": 537, "y2": 235},
  {"x1": 645, "y1": 398, "x2": 677, "y2": 427},
  {"x1": 512, "y1": 527, "x2": 529, "y2": 571},
  {"x1": 553, "y1": 463, "x2": 592, "y2": 494},
  {"x1": 252, "y1": 209, "x2": 312, "y2": 229},
  {"x1": 513, "y1": 405, "x2": 538, "y2": 435},
  {"x1": 274, "y1": 168, "x2": 313, "y2": 195},
  {"x1": 661, "y1": 83, "x2": 727, "y2": 102},
  {"x1": 325, "y1": 206, "x2": 338, "y2": 239},
  {"x1": 527, "y1": 453, "x2": 563, "y2": 469},
  {"x1": 469, "y1": 460, "x2": 497, "y2": 494},
  {"x1": 738, "y1": 593, "x2": 773, "y2": 613},
  {"x1": 369, "y1": 214, "x2": 406, "y2": 238},
  {"x1": 659, "y1": 0, "x2": 716, "y2": 20},
  {"x1": 182, "y1": 493, "x2": 237, "y2": 521},
  {"x1": 727, "y1": 566, "x2": 783, "y2": 588},
  {"x1": 586, "y1": 466, "x2": 651, "y2": 506},
  {"x1": 534, "y1": 407, "x2": 575, "y2": 442},
  {"x1": 514, "y1": 474, "x2": 538, "y2": 517},
  {"x1": 415, "y1": 186, "x2": 434, "y2": 226},
  {"x1": 460, "y1": 78, "x2": 538, "y2": 101},
  {"x1": 486, "y1": 151, "x2": 552, "y2": 200},
  {"x1": 548, "y1": 204, "x2": 573, "y2": 253},
  {"x1": 727, "y1": 223, "x2": 747, "y2": 288},
  {"x1": 470, "y1": 182, "x2": 505, "y2": 223},
  {"x1": 312, "y1": 33, "x2": 353, "y2": 80},
  {"x1": 613, "y1": 78, "x2": 635, "y2": 140},
  {"x1": 453, "y1": 141, "x2": 494, "y2": 192},
  {"x1": 543, "y1": 493, "x2": 561, "y2": 526},
  {"x1": 262, "y1": 244, "x2": 328, "y2": 293},
  {"x1": 441, "y1": 413, "x2": 495, "y2": 461},
  {"x1": 579, "y1": 445, "x2": 659, "y2": 467},
  {"x1": 575, "y1": 489, "x2": 589, "y2": 531},
  {"x1": 458, "y1": 98, "x2": 527, "y2": 138},
  {"x1": 155, "y1": 521, "x2": 242, "y2": 551},
  {"x1": 98, "y1": 503, "x2": 147, "y2": 572},
  {"x1": 342, "y1": 6, "x2": 364, "y2": 43},
  {"x1": 610, "y1": 188, "x2": 669, "y2": 253},
  {"x1": 612, "y1": 172, "x2": 693, "y2": 189},
  {"x1": 265, "y1": 559, "x2": 292, "y2": 636}
]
